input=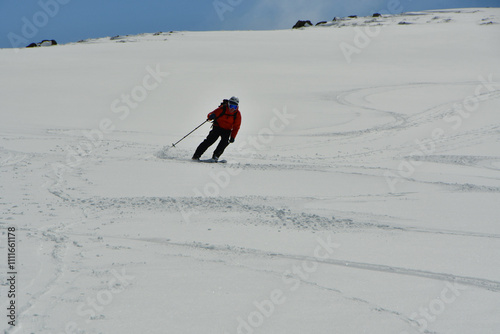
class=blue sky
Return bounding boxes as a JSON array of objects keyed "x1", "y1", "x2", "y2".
[{"x1": 1, "y1": 0, "x2": 498, "y2": 48}]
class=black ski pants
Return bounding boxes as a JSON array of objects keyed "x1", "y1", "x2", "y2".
[{"x1": 194, "y1": 126, "x2": 231, "y2": 159}]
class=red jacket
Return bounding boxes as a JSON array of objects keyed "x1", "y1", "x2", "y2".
[{"x1": 208, "y1": 105, "x2": 242, "y2": 138}]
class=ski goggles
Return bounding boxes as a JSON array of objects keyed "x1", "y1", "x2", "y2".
[{"x1": 229, "y1": 102, "x2": 238, "y2": 110}]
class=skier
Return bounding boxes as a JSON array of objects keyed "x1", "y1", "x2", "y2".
[{"x1": 192, "y1": 96, "x2": 242, "y2": 162}]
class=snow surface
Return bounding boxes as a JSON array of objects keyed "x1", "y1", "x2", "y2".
[{"x1": 1, "y1": 7, "x2": 500, "y2": 334}]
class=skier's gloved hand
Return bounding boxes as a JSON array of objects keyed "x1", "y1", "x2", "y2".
[
  {"x1": 229, "y1": 137, "x2": 235, "y2": 143},
  {"x1": 208, "y1": 114, "x2": 216, "y2": 120}
]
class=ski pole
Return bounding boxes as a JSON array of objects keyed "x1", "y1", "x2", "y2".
[{"x1": 171, "y1": 120, "x2": 209, "y2": 148}]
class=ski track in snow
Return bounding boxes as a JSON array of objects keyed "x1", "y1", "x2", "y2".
[
  {"x1": 96, "y1": 235, "x2": 436, "y2": 332},
  {"x1": 50, "y1": 232, "x2": 500, "y2": 293}
]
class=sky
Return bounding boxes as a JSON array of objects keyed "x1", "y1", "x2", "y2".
[{"x1": 1, "y1": 0, "x2": 499, "y2": 49}]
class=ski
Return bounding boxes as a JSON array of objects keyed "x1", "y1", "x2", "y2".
[{"x1": 198, "y1": 159, "x2": 227, "y2": 164}]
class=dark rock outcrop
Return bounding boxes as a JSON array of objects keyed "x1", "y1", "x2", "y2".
[
  {"x1": 293, "y1": 20, "x2": 313, "y2": 29},
  {"x1": 26, "y1": 39, "x2": 57, "y2": 48},
  {"x1": 39, "y1": 39, "x2": 57, "y2": 46}
]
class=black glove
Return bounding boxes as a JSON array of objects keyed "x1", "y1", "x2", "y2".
[
  {"x1": 208, "y1": 114, "x2": 216, "y2": 120},
  {"x1": 229, "y1": 137, "x2": 235, "y2": 143}
]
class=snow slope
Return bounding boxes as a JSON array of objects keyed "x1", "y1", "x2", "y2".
[{"x1": 1, "y1": 7, "x2": 500, "y2": 334}]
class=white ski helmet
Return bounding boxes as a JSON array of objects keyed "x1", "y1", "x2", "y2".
[{"x1": 229, "y1": 96, "x2": 239, "y2": 106}]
